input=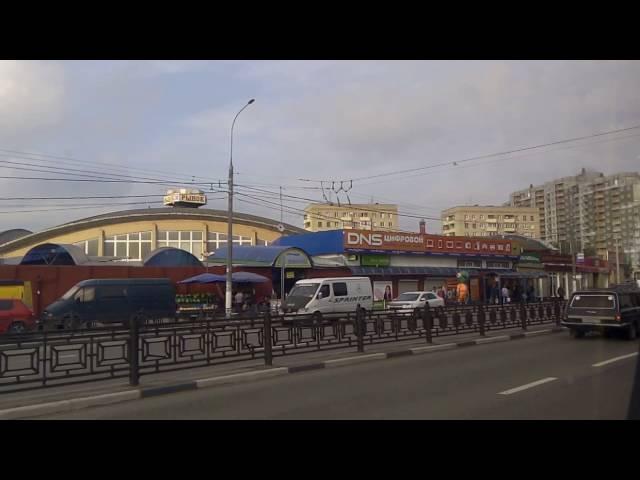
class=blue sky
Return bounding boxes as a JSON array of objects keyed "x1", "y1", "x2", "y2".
[{"x1": 1, "y1": 60, "x2": 639, "y2": 233}]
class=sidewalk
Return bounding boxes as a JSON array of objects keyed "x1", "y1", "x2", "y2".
[{"x1": 0, "y1": 323, "x2": 564, "y2": 418}]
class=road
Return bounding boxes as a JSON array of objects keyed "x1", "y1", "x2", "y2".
[{"x1": 42, "y1": 330, "x2": 640, "y2": 419}]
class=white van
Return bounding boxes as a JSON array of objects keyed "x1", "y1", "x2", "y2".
[{"x1": 283, "y1": 277, "x2": 373, "y2": 317}]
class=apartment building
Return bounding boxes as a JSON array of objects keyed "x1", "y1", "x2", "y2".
[
  {"x1": 508, "y1": 168, "x2": 640, "y2": 271},
  {"x1": 441, "y1": 205, "x2": 540, "y2": 238},
  {"x1": 303, "y1": 203, "x2": 399, "y2": 232}
]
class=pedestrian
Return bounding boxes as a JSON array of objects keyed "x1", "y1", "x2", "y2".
[
  {"x1": 501, "y1": 285, "x2": 510, "y2": 304},
  {"x1": 234, "y1": 290, "x2": 244, "y2": 313},
  {"x1": 527, "y1": 284, "x2": 535, "y2": 303},
  {"x1": 557, "y1": 286, "x2": 565, "y2": 300}
]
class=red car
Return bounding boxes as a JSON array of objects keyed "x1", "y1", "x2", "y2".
[{"x1": 0, "y1": 299, "x2": 36, "y2": 334}]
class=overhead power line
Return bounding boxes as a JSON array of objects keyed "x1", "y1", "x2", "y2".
[{"x1": 301, "y1": 123, "x2": 640, "y2": 184}]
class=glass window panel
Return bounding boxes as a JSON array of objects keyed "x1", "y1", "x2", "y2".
[
  {"x1": 140, "y1": 231, "x2": 151, "y2": 241},
  {"x1": 140, "y1": 242, "x2": 151, "y2": 259},
  {"x1": 87, "y1": 239, "x2": 99, "y2": 256},
  {"x1": 104, "y1": 242, "x2": 114, "y2": 256},
  {"x1": 158, "y1": 241, "x2": 168, "y2": 248},
  {"x1": 129, "y1": 232, "x2": 140, "y2": 241},
  {"x1": 129, "y1": 242, "x2": 140, "y2": 260},
  {"x1": 208, "y1": 232, "x2": 218, "y2": 241},
  {"x1": 116, "y1": 235, "x2": 127, "y2": 241},
  {"x1": 168, "y1": 231, "x2": 179, "y2": 241},
  {"x1": 168, "y1": 242, "x2": 179, "y2": 249},
  {"x1": 192, "y1": 242, "x2": 202, "y2": 258},
  {"x1": 114, "y1": 243, "x2": 125, "y2": 257},
  {"x1": 218, "y1": 234, "x2": 227, "y2": 241},
  {"x1": 180, "y1": 231, "x2": 190, "y2": 241},
  {"x1": 192, "y1": 231, "x2": 203, "y2": 240}
]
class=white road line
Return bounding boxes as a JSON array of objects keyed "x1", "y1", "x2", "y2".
[
  {"x1": 498, "y1": 377, "x2": 558, "y2": 395},
  {"x1": 592, "y1": 352, "x2": 638, "y2": 368}
]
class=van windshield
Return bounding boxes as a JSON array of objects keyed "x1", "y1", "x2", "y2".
[
  {"x1": 570, "y1": 294, "x2": 616, "y2": 309},
  {"x1": 288, "y1": 284, "x2": 320, "y2": 298},
  {"x1": 61, "y1": 286, "x2": 79, "y2": 300}
]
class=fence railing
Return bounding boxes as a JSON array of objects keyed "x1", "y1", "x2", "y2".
[{"x1": 0, "y1": 300, "x2": 566, "y2": 394}]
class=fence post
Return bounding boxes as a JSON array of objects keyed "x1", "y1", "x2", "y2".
[
  {"x1": 263, "y1": 310, "x2": 273, "y2": 366},
  {"x1": 423, "y1": 303, "x2": 433, "y2": 344},
  {"x1": 129, "y1": 315, "x2": 140, "y2": 387},
  {"x1": 356, "y1": 307, "x2": 365, "y2": 353},
  {"x1": 478, "y1": 305, "x2": 486, "y2": 337}
]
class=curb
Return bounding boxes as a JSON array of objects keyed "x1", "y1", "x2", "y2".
[{"x1": 0, "y1": 326, "x2": 563, "y2": 419}]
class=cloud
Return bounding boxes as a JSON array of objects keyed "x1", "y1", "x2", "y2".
[{"x1": 0, "y1": 61, "x2": 65, "y2": 138}]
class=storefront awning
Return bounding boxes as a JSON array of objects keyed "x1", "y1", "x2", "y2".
[{"x1": 207, "y1": 245, "x2": 313, "y2": 268}]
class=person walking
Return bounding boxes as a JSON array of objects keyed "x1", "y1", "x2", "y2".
[
  {"x1": 557, "y1": 286, "x2": 565, "y2": 300},
  {"x1": 234, "y1": 290, "x2": 244, "y2": 314},
  {"x1": 501, "y1": 285, "x2": 510, "y2": 304}
]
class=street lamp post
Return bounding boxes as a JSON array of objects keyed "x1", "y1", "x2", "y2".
[{"x1": 226, "y1": 99, "x2": 255, "y2": 319}]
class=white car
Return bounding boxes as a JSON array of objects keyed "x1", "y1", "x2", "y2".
[{"x1": 387, "y1": 291, "x2": 445, "y2": 311}]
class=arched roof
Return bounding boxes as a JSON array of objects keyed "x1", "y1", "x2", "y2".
[
  {"x1": 207, "y1": 245, "x2": 312, "y2": 268},
  {"x1": 142, "y1": 246, "x2": 203, "y2": 267},
  {"x1": 20, "y1": 243, "x2": 90, "y2": 266},
  {"x1": 0, "y1": 207, "x2": 304, "y2": 254},
  {"x1": 0, "y1": 229, "x2": 32, "y2": 246}
]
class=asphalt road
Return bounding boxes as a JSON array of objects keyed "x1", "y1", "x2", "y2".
[{"x1": 43, "y1": 330, "x2": 640, "y2": 419}]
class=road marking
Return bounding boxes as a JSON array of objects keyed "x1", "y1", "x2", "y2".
[
  {"x1": 498, "y1": 377, "x2": 558, "y2": 395},
  {"x1": 592, "y1": 352, "x2": 638, "y2": 368},
  {"x1": 476, "y1": 335, "x2": 508, "y2": 344}
]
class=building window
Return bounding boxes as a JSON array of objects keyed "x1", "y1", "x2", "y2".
[
  {"x1": 522, "y1": 215, "x2": 527, "y2": 221},
  {"x1": 480, "y1": 215, "x2": 484, "y2": 220},
  {"x1": 73, "y1": 238, "x2": 99, "y2": 257},
  {"x1": 498, "y1": 215, "x2": 502, "y2": 220},
  {"x1": 334, "y1": 212, "x2": 339, "y2": 217},
  {"x1": 318, "y1": 221, "x2": 323, "y2": 228},
  {"x1": 380, "y1": 222, "x2": 385, "y2": 227},
  {"x1": 206, "y1": 231, "x2": 252, "y2": 252},
  {"x1": 464, "y1": 215, "x2": 469, "y2": 220},
  {"x1": 389, "y1": 222, "x2": 393, "y2": 227},
  {"x1": 472, "y1": 223, "x2": 477, "y2": 229},
  {"x1": 104, "y1": 231, "x2": 153, "y2": 261},
  {"x1": 465, "y1": 223, "x2": 469, "y2": 228},
  {"x1": 472, "y1": 215, "x2": 476, "y2": 220},
  {"x1": 487, "y1": 261, "x2": 510, "y2": 269}
]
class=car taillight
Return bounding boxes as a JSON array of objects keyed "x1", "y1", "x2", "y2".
[{"x1": 615, "y1": 314, "x2": 621, "y2": 321}]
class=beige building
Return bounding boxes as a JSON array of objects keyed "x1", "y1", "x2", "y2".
[
  {"x1": 441, "y1": 205, "x2": 540, "y2": 239},
  {"x1": 303, "y1": 203, "x2": 399, "y2": 232}
]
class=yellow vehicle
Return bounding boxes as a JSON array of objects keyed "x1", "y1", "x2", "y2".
[{"x1": 0, "y1": 280, "x2": 33, "y2": 310}]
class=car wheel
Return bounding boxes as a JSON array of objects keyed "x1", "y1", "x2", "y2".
[
  {"x1": 570, "y1": 329, "x2": 585, "y2": 339},
  {"x1": 63, "y1": 316, "x2": 80, "y2": 331},
  {"x1": 626, "y1": 322, "x2": 638, "y2": 341},
  {"x1": 8, "y1": 321, "x2": 26, "y2": 334}
]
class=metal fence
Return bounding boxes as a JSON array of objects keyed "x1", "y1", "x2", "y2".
[{"x1": 0, "y1": 300, "x2": 566, "y2": 394}]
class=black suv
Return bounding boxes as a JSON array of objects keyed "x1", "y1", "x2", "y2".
[{"x1": 562, "y1": 284, "x2": 640, "y2": 340}]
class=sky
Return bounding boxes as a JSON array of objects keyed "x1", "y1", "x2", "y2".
[{"x1": 1, "y1": 60, "x2": 639, "y2": 234}]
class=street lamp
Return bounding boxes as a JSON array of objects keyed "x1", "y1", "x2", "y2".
[{"x1": 226, "y1": 99, "x2": 255, "y2": 318}]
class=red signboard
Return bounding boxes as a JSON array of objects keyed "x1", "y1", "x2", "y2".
[{"x1": 343, "y1": 230, "x2": 513, "y2": 256}]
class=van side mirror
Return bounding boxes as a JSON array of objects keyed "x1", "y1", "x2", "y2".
[{"x1": 317, "y1": 292, "x2": 324, "y2": 299}]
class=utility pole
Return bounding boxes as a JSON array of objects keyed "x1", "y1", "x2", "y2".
[
  {"x1": 616, "y1": 238, "x2": 620, "y2": 284},
  {"x1": 225, "y1": 99, "x2": 255, "y2": 319}
]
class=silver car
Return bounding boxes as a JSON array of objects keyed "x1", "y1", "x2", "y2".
[{"x1": 387, "y1": 291, "x2": 445, "y2": 312}]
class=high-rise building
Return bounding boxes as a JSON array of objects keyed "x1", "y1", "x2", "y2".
[
  {"x1": 508, "y1": 168, "x2": 640, "y2": 272},
  {"x1": 441, "y1": 205, "x2": 540, "y2": 238},
  {"x1": 303, "y1": 203, "x2": 398, "y2": 232}
]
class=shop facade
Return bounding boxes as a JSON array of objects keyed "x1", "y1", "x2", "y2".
[{"x1": 274, "y1": 229, "x2": 528, "y2": 304}]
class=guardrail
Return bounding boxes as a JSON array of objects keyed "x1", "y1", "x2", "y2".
[{"x1": 0, "y1": 300, "x2": 566, "y2": 394}]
